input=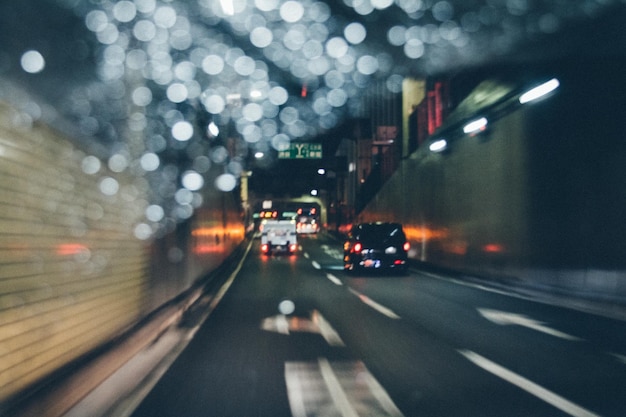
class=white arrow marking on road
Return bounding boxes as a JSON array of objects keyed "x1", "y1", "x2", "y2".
[
  {"x1": 312, "y1": 310, "x2": 345, "y2": 347},
  {"x1": 261, "y1": 310, "x2": 345, "y2": 346},
  {"x1": 478, "y1": 308, "x2": 582, "y2": 341}
]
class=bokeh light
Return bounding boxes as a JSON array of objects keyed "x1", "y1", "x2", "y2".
[
  {"x1": 1, "y1": 0, "x2": 616, "y2": 234},
  {"x1": 21, "y1": 50, "x2": 45, "y2": 74}
]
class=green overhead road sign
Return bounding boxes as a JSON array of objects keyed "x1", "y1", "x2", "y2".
[{"x1": 278, "y1": 143, "x2": 322, "y2": 159}]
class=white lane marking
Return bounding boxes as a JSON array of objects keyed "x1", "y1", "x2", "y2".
[
  {"x1": 318, "y1": 358, "x2": 360, "y2": 417},
  {"x1": 285, "y1": 360, "x2": 404, "y2": 417},
  {"x1": 275, "y1": 314, "x2": 290, "y2": 334},
  {"x1": 207, "y1": 240, "x2": 253, "y2": 312},
  {"x1": 86, "y1": 240, "x2": 256, "y2": 417},
  {"x1": 312, "y1": 310, "x2": 345, "y2": 347},
  {"x1": 420, "y1": 270, "x2": 525, "y2": 298},
  {"x1": 261, "y1": 315, "x2": 290, "y2": 335},
  {"x1": 312, "y1": 260, "x2": 321, "y2": 269},
  {"x1": 420, "y1": 270, "x2": 626, "y2": 323},
  {"x1": 349, "y1": 288, "x2": 401, "y2": 319},
  {"x1": 303, "y1": 252, "x2": 310, "y2": 259},
  {"x1": 285, "y1": 363, "x2": 308, "y2": 417},
  {"x1": 326, "y1": 273, "x2": 343, "y2": 286},
  {"x1": 478, "y1": 308, "x2": 582, "y2": 341},
  {"x1": 459, "y1": 350, "x2": 601, "y2": 417},
  {"x1": 611, "y1": 353, "x2": 626, "y2": 365},
  {"x1": 360, "y1": 365, "x2": 405, "y2": 417}
]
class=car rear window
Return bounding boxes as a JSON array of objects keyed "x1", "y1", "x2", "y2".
[{"x1": 355, "y1": 224, "x2": 405, "y2": 245}]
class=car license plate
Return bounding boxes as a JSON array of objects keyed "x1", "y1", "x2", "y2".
[{"x1": 364, "y1": 259, "x2": 380, "y2": 268}]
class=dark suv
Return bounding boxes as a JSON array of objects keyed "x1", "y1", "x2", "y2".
[{"x1": 343, "y1": 222, "x2": 410, "y2": 273}]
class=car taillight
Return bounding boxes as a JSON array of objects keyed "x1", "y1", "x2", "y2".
[
  {"x1": 403, "y1": 242, "x2": 410, "y2": 251},
  {"x1": 261, "y1": 244, "x2": 269, "y2": 252},
  {"x1": 289, "y1": 244, "x2": 297, "y2": 252},
  {"x1": 353, "y1": 242, "x2": 362, "y2": 253}
]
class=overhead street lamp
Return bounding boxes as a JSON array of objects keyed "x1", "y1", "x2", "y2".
[{"x1": 519, "y1": 78, "x2": 560, "y2": 104}]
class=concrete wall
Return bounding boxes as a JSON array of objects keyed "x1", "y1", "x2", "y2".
[
  {"x1": 358, "y1": 60, "x2": 626, "y2": 303},
  {"x1": 0, "y1": 101, "x2": 244, "y2": 403}
]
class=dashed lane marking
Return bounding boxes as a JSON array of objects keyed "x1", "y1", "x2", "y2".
[
  {"x1": 348, "y1": 288, "x2": 401, "y2": 320},
  {"x1": 326, "y1": 273, "x2": 343, "y2": 286}
]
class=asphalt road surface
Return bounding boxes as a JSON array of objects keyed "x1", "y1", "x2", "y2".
[{"x1": 130, "y1": 233, "x2": 626, "y2": 417}]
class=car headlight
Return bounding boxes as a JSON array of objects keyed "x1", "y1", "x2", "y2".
[{"x1": 385, "y1": 246, "x2": 397, "y2": 254}]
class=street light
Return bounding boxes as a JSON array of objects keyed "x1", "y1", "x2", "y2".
[
  {"x1": 429, "y1": 139, "x2": 448, "y2": 153},
  {"x1": 519, "y1": 78, "x2": 560, "y2": 104},
  {"x1": 463, "y1": 117, "x2": 488, "y2": 135}
]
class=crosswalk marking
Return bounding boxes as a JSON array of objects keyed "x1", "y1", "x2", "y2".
[{"x1": 285, "y1": 359, "x2": 404, "y2": 417}]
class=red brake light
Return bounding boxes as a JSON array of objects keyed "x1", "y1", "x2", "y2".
[
  {"x1": 403, "y1": 242, "x2": 410, "y2": 251},
  {"x1": 261, "y1": 244, "x2": 269, "y2": 253},
  {"x1": 353, "y1": 243, "x2": 362, "y2": 253},
  {"x1": 289, "y1": 244, "x2": 297, "y2": 252}
]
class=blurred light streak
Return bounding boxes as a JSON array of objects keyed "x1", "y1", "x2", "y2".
[
  {"x1": 463, "y1": 117, "x2": 488, "y2": 134},
  {"x1": 429, "y1": 139, "x2": 448, "y2": 152},
  {"x1": 56, "y1": 243, "x2": 89, "y2": 256},
  {"x1": 519, "y1": 78, "x2": 560, "y2": 104},
  {"x1": 483, "y1": 243, "x2": 505, "y2": 253},
  {"x1": 403, "y1": 226, "x2": 448, "y2": 242},
  {"x1": 193, "y1": 245, "x2": 227, "y2": 254},
  {"x1": 443, "y1": 240, "x2": 469, "y2": 256}
]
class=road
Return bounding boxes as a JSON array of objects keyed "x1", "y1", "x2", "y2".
[{"x1": 129, "y1": 233, "x2": 626, "y2": 417}]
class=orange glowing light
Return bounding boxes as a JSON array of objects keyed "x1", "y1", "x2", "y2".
[
  {"x1": 403, "y1": 226, "x2": 448, "y2": 241},
  {"x1": 56, "y1": 243, "x2": 89, "y2": 256},
  {"x1": 483, "y1": 243, "x2": 504, "y2": 253},
  {"x1": 193, "y1": 245, "x2": 227, "y2": 254},
  {"x1": 443, "y1": 241, "x2": 468, "y2": 256}
]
